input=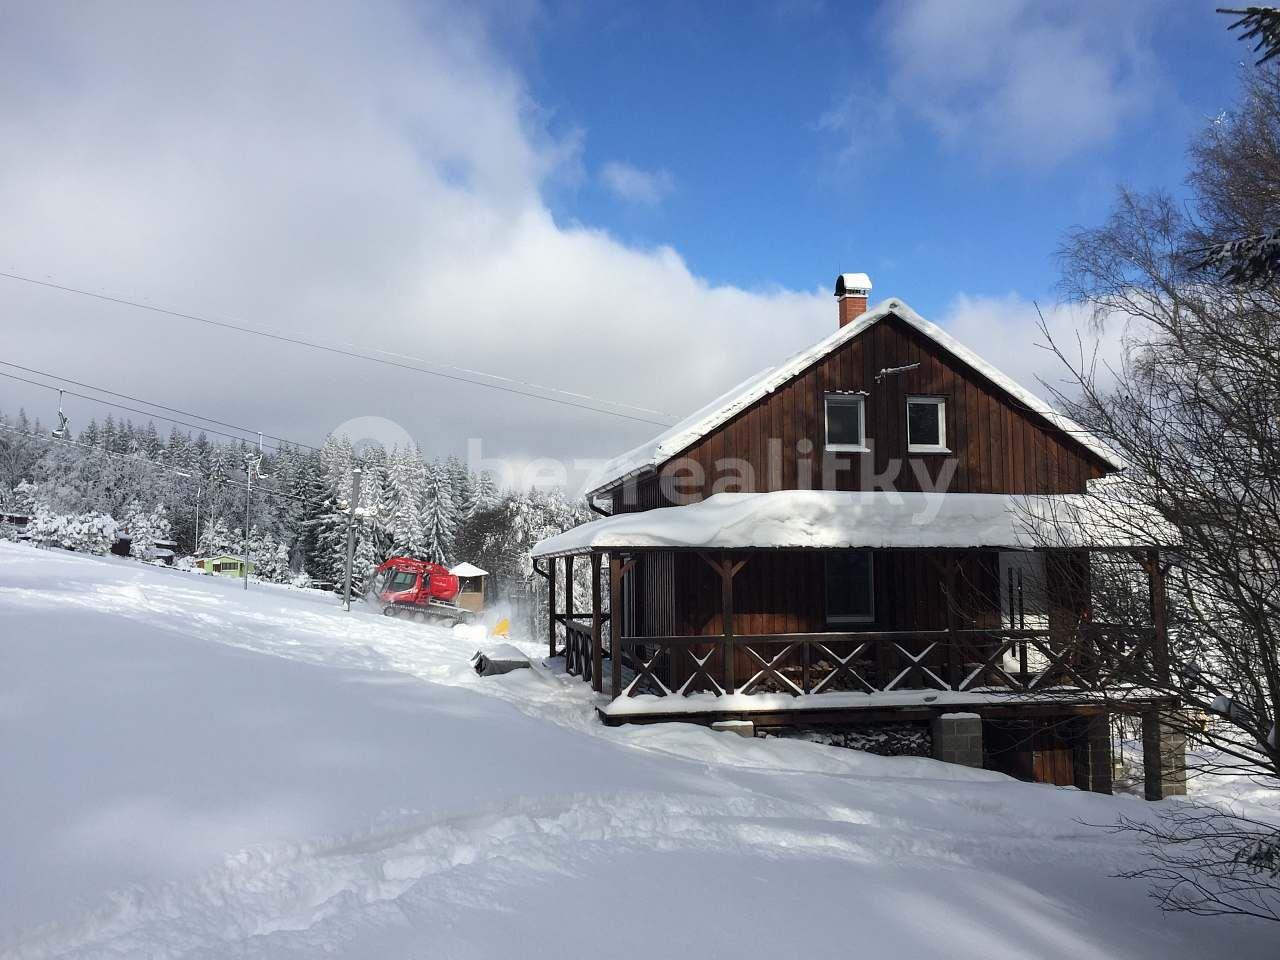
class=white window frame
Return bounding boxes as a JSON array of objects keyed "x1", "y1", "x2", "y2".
[
  {"x1": 906, "y1": 396, "x2": 949, "y2": 453},
  {"x1": 824, "y1": 550, "x2": 875, "y2": 625},
  {"x1": 824, "y1": 392, "x2": 869, "y2": 453}
]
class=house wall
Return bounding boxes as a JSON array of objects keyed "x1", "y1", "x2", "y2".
[
  {"x1": 657, "y1": 549, "x2": 1089, "y2": 636},
  {"x1": 609, "y1": 312, "x2": 1110, "y2": 511},
  {"x1": 606, "y1": 311, "x2": 1108, "y2": 651}
]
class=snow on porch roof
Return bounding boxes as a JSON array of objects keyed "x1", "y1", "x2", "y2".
[
  {"x1": 530, "y1": 490, "x2": 1177, "y2": 558},
  {"x1": 449, "y1": 562, "x2": 489, "y2": 578},
  {"x1": 585, "y1": 297, "x2": 1125, "y2": 499}
]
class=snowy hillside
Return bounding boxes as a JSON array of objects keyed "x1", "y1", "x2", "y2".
[{"x1": 0, "y1": 541, "x2": 1273, "y2": 959}]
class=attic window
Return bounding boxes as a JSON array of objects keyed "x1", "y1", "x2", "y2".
[
  {"x1": 907, "y1": 396, "x2": 948, "y2": 453},
  {"x1": 825, "y1": 393, "x2": 867, "y2": 452}
]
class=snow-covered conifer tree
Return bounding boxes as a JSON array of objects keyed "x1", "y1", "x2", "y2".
[
  {"x1": 420, "y1": 458, "x2": 457, "y2": 564},
  {"x1": 384, "y1": 449, "x2": 425, "y2": 556}
]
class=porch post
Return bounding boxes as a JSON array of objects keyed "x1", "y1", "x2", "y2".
[
  {"x1": 547, "y1": 557, "x2": 557, "y2": 659},
  {"x1": 945, "y1": 552, "x2": 960, "y2": 690},
  {"x1": 591, "y1": 551, "x2": 603, "y2": 693},
  {"x1": 564, "y1": 555, "x2": 574, "y2": 623},
  {"x1": 1145, "y1": 549, "x2": 1170, "y2": 685},
  {"x1": 564, "y1": 554, "x2": 576, "y2": 675},
  {"x1": 723, "y1": 554, "x2": 735, "y2": 693},
  {"x1": 609, "y1": 553, "x2": 623, "y2": 698}
]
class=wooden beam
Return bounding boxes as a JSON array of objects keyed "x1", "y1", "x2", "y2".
[
  {"x1": 547, "y1": 556, "x2": 557, "y2": 659},
  {"x1": 609, "y1": 553, "x2": 625, "y2": 699},
  {"x1": 719, "y1": 549, "x2": 744, "y2": 693},
  {"x1": 564, "y1": 555, "x2": 575, "y2": 626},
  {"x1": 597, "y1": 700, "x2": 1117, "y2": 728},
  {"x1": 591, "y1": 551, "x2": 603, "y2": 693},
  {"x1": 945, "y1": 552, "x2": 960, "y2": 689}
]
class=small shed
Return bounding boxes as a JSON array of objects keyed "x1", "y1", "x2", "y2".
[
  {"x1": 152, "y1": 538, "x2": 178, "y2": 566},
  {"x1": 197, "y1": 555, "x2": 253, "y2": 577},
  {"x1": 449, "y1": 562, "x2": 489, "y2": 613},
  {"x1": 0, "y1": 511, "x2": 31, "y2": 541}
]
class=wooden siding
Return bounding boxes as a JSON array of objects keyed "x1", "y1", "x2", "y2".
[{"x1": 620, "y1": 312, "x2": 1110, "y2": 505}]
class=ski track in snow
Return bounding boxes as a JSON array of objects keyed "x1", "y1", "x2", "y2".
[{"x1": 0, "y1": 542, "x2": 1275, "y2": 959}]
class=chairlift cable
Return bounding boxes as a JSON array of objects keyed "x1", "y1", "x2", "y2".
[
  {"x1": 0, "y1": 367, "x2": 312, "y2": 456},
  {"x1": 0, "y1": 360, "x2": 324, "y2": 453}
]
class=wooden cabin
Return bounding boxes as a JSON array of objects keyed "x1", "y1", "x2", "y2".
[
  {"x1": 449, "y1": 562, "x2": 489, "y2": 613},
  {"x1": 532, "y1": 274, "x2": 1185, "y2": 798}
]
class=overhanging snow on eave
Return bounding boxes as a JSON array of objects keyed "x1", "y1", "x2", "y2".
[
  {"x1": 531, "y1": 490, "x2": 1178, "y2": 559},
  {"x1": 584, "y1": 298, "x2": 1125, "y2": 500}
]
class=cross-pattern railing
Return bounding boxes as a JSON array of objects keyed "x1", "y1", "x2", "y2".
[
  {"x1": 563, "y1": 618, "x2": 594, "y2": 685},
  {"x1": 613, "y1": 625, "x2": 1154, "y2": 699}
]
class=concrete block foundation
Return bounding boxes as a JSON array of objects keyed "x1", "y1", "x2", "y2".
[
  {"x1": 931, "y1": 712, "x2": 983, "y2": 768},
  {"x1": 1143, "y1": 710, "x2": 1188, "y2": 800}
]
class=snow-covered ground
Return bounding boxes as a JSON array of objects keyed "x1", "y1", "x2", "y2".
[{"x1": 0, "y1": 541, "x2": 1274, "y2": 959}]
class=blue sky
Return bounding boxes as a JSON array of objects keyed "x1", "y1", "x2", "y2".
[
  {"x1": 0, "y1": 1, "x2": 1259, "y2": 477},
  {"x1": 521, "y1": 0, "x2": 1241, "y2": 316}
]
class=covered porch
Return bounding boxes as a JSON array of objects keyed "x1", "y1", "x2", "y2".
[{"x1": 530, "y1": 490, "x2": 1184, "y2": 797}]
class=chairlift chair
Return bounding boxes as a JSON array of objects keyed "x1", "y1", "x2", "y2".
[{"x1": 50, "y1": 390, "x2": 70, "y2": 440}]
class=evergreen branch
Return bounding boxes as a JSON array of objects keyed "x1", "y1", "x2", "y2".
[
  {"x1": 1219, "y1": 7, "x2": 1280, "y2": 64},
  {"x1": 1189, "y1": 228, "x2": 1280, "y2": 284}
]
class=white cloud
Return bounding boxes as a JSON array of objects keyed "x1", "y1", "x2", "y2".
[
  {"x1": 880, "y1": 0, "x2": 1160, "y2": 167},
  {"x1": 0, "y1": 2, "x2": 828, "y2": 482},
  {"x1": 600, "y1": 161, "x2": 675, "y2": 205},
  {"x1": 936, "y1": 292, "x2": 1132, "y2": 400}
]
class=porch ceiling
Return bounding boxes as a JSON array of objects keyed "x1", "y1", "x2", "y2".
[{"x1": 530, "y1": 489, "x2": 1178, "y2": 558}]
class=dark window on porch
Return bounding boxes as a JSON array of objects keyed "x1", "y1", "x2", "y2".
[{"x1": 825, "y1": 549, "x2": 874, "y2": 623}]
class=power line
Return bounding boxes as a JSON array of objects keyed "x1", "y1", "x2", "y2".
[
  {"x1": 0, "y1": 270, "x2": 676, "y2": 426},
  {"x1": 0, "y1": 368, "x2": 304, "y2": 455},
  {"x1": 0, "y1": 360, "x2": 323, "y2": 454},
  {"x1": 0, "y1": 360, "x2": 325, "y2": 455}
]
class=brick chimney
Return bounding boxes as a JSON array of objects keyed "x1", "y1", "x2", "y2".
[{"x1": 835, "y1": 272, "x2": 872, "y2": 328}]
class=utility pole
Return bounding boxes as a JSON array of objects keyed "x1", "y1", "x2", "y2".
[
  {"x1": 242, "y1": 458, "x2": 254, "y2": 592},
  {"x1": 193, "y1": 477, "x2": 203, "y2": 558},
  {"x1": 342, "y1": 466, "x2": 363, "y2": 612}
]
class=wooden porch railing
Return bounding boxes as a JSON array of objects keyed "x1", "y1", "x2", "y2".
[
  {"x1": 563, "y1": 618, "x2": 595, "y2": 684},
  {"x1": 611, "y1": 625, "x2": 1155, "y2": 700},
  {"x1": 537, "y1": 548, "x2": 1170, "y2": 703}
]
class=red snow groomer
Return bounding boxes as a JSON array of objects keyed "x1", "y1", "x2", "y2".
[{"x1": 375, "y1": 557, "x2": 471, "y2": 624}]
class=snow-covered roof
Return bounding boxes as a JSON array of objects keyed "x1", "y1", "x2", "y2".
[
  {"x1": 449, "y1": 562, "x2": 488, "y2": 578},
  {"x1": 586, "y1": 298, "x2": 1124, "y2": 499},
  {"x1": 531, "y1": 490, "x2": 1176, "y2": 558}
]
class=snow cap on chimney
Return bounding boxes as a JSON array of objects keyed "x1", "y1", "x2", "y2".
[{"x1": 835, "y1": 272, "x2": 872, "y2": 328}]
